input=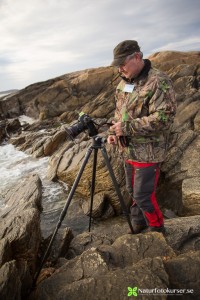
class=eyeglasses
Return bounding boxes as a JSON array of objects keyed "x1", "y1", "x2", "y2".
[{"x1": 118, "y1": 53, "x2": 136, "y2": 69}]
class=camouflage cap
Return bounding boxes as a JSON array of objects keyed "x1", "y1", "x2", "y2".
[{"x1": 111, "y1": 40, "x2": 140, "y2": 66}]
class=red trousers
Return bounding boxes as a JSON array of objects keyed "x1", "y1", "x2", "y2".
[{"x1": 125, "y1": 160, "x2": 164, "y2": 227}]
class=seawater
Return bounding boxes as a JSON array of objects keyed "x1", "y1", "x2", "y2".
[
  {"x1": 0, "y1": 143, "x2": 89, "y2": 237},
  {"x1": 0, "y1": 144, "x2": 49, "y2": 199}
]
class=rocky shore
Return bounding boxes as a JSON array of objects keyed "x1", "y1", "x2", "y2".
[{"x1": 0, "y1": 50, "x2": 200, "y2": 299}]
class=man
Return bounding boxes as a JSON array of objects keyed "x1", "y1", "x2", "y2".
[{"x1": 107, "y1": 40, "x2": 176, "y2": 234}]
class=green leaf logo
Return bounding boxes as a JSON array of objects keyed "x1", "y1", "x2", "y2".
[{"x1": 127, "y1": 286, "x2": 138, "y2": 297}]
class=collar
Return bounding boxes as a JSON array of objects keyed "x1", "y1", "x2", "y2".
[{"x1": 120, "y1": 59, "x2": 152, "y2": 84}]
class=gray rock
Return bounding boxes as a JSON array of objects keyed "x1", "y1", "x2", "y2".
[
  {"x1": 164, "y1": 250, "x2": 200, "y2": 298},
  {"x1": 1, "y1": 173, "x2": 42, "y2": 214},
  {"x1": 31, "y1": 214, "x2": 200, "y2": 300},
  {"x1": 108, "y1": 232, "x2": 175, "y2": 268},
  {"x1": 33, "y1": 256, "x2": 169, "y2": 300},
  {"x1": 82, "y1": 192, "x2": 115, "y2": 219},
  {"x1": 164, "y1": 215, "x2": 200, "y2": 253},
  {"x1": 45, "y1": 227, "x2": 74, "y2": 262},
  {"x1": 182, "y1": 177, "x2": 200, "y2": 215},
  {"x1": 0, "y1": 174, "x2": 43, "y2": 298},
  {"x1": 0, "y1": 260, "x2": 21, "y2": 300},
  {"x1": 0, "y1": 238, "x2": 12, "y2": 268},
  {"x1": 66, "y1": 216, "x2": 129, "y2": 258}
]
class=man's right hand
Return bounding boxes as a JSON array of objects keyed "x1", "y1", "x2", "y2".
[{"x1": 107, "y1": 135, "x2": 117, "y2": 145}]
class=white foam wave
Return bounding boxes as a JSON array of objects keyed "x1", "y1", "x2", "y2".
[{"x1": 0, "y1": 144, "x2": 64, "y2": 208}]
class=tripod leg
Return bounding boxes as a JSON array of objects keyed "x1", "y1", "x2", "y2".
[
  {"x1": 100, "y1": 147, "x2": 134, "y2": 234},
  {"x1": 33, "y1": 146, "x2": 94, "y2": 286},
  {"x1": 88, "y1": 148, "x2": 98, "y2": 232}
]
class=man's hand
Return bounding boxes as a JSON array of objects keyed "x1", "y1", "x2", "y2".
[
  {"x1": 107, "y1": 135, "x2": 117, "y2": 145},
  {"x1": 110, "y1": 121, "x2": 123, "y2": 136}
]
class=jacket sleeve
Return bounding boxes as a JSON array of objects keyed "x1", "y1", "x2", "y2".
[{"x1": 121, "y1": 76, "x2": 176, "y2": 136}]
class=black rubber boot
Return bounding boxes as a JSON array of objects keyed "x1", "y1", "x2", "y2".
[
  {"x1": 128, "y1": 224, "x2": 148, "y2": 234},
  {"x1": 147, "y1": 225, "x2": 166, "y2": 234}
]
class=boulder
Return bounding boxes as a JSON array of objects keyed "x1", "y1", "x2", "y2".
[
  {"x1": 0, "y1": 174, "x2": 43, "y2": 299},
  {"x1": 164, "y1": 250, "x2": 200, "y2": 297},
  {"x1": 0, "y1": 238, "x2": 12, "y2": 268},
  {"x1": 33, "y1": 249, "x2": 170, "y2": 300},
  {"x1": 0, "y1": 260, "x2": 21, "y2": 300},
  {"x1": 31, "y1": 215, "x2": 200, "y2": 300},
  {"x1": 182, "y1": 177, "x2": 200, "y2": 215},
  {"x1": 164, "y1": 215, "x2": 200, "y2": 253},
  {"x1": 0, "y1": 118, "x2": 21, "y2": 143}
]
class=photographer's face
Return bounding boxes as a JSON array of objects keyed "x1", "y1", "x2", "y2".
[{"x1": 118, "y1": 53, "x2": 142, "y2": 79}]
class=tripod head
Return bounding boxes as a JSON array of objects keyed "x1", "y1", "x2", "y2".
[{"x1": 91, "y1": 135, "x2": 107, "y2": 148}]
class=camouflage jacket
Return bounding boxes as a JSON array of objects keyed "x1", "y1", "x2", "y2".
[{"x1": 113, "y1": 59, "x2": 176, "y2": 162}]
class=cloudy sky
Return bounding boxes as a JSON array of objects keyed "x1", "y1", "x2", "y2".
[{"x1": 0, "y1": 0, "x2": 200, "y2": 91}]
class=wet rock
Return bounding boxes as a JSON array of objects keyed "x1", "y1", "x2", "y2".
[
  {"x1": 6, "y1": 118, "x2": 21, "y2": 133},
  {"x1": 1, "y1": 173, "x2": 42, "y2": 213},
  {"x1": 0, "y1": 118, "x2": 21, "y2": 143}
]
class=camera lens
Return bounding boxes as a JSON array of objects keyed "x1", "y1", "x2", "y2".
[
  {"x1": 65, "y1": 122, "x2": 87, "y2": 139},
  {"x1": 65, "y1": 113, "x2": 98, "y2": 140}
]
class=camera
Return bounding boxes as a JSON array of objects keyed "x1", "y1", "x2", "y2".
[{"x1": 65, "y1": 112, "x2": 98, "y2": 139}]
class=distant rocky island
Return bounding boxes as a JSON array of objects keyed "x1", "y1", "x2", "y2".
[
  {"x1": 0, "y1": 89, "x2": 18, "y2": 95},
  {"x1": 0, "y1": 50, "x2": 200, "y2": 299},
  {"x1": 0, "y1": 89, "x2": 19, "y2": 99}
]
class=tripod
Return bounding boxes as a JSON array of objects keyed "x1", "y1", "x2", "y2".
[{"x1": 33, "y1": 136, "x2": 134, "y2": 285}]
